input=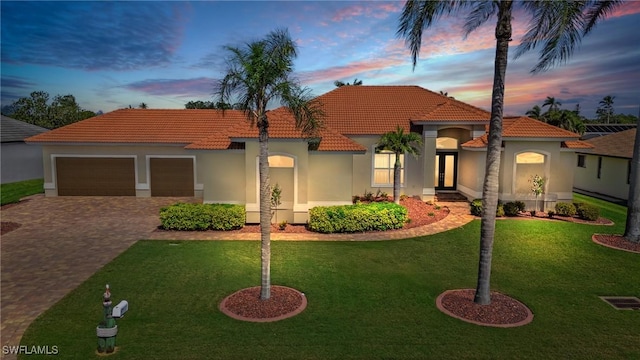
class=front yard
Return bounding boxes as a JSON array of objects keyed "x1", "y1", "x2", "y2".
[{"x1": 19, "y1": 194, "x2": 639, "y2": 359}]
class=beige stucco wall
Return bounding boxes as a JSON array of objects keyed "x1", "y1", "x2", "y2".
[
  {"x1": 308, "y1": 153, "x2": 353, "y2": 203},
  {"x1": 574, "y1": 154, "x2": 630, "y2": 201},
  {"x1": 457, "y1": 149, "x2": 485, "y2": 200},
  {"x1": 243, "y1": 140, "x2": 310, "y2": 224},
  {"x1": 199, "y1": 151, "x2": 245, "y2": 203},
  {"x1": 41, "y1": 144, "x2": 204, "y2": 197},
  {"x1": 500, "y1": 141, "x2": 575, "y2": 210}
]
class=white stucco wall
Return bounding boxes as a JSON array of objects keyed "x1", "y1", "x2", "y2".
[{"x1": 574, "y1": 154, "x2": 630, "y2": 201}]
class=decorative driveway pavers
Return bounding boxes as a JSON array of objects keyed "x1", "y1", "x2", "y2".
[
  {"x1": 0, "y1": 196, "x2": 472, "y2": 359},
  {"x1": 0, "y1": 195, "x2": 197, "y2": 359}
]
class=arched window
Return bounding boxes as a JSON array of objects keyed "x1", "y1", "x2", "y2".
[
  {"x1": 516, "y1": 152, "x2": 545, "y2": 164},
  {"x1": 436, "y1": 137, "x2": 458, "y2": 150},
  {"x1": 268, "y1": 155, "x2": 294, "y2": 168}
]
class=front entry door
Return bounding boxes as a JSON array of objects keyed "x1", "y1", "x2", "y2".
[{"x1": 435, "y1": 152, "x2": 458, "y2": 190}]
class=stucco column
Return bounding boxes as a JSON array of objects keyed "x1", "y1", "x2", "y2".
[{"x1": 422, "y1": 128, "x2": 437, "y2": 202}]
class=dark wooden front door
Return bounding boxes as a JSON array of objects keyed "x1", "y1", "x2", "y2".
[{"x1": 435, "y1": 152, "x2": 458, "y2": 190}]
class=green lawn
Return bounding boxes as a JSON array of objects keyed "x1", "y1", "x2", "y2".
[
  {"x1": 0, "y1": 178, "x2": 44, "y2": 205},
  {"x1": 20, "y1": 195, "x2": 638, "y2": 359}
]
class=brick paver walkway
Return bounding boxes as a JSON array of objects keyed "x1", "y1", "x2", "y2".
[{"x1": 0, "y1": 195, "x2": 472, "y2": 359}]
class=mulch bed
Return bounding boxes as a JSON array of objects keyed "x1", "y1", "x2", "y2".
[
  {"x1": 510, "y1": 212, "x2": 614, "y2": 225},
  {"x1": 232, "y1": 197, "x2": 449, "y2": 234},
  {"x1": 592, "y1": 234, "x2": 640, "y2": 253},
  {"x1": 437, "y1": 289, "x2": 533, "y2": 327},
  {"x1": 219, "y1": 286, "x2": 307, "y2": 322}
]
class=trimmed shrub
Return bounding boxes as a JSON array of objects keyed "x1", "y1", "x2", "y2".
[
  {"x1": 469, "y1": 199, "x2": 505, "y2": 217},
  {"x1": 576, "y1": 203, "x2": 600, "y2": 221},
  {"x1": 470, "y1": 199, "x2": 483, "y2": 216},
  {"x1": 160, "y1": 203, "x2": 245, "y2": 231},
  {"x1": 514, "y1": 201, "x2": 526, "y2": 212},
  {"x1": 308, "y1": 202, "x2": 407, "y2": 233},
  {"x1": 503, "y1": 202, "x2": 521, "y2": 217},
  {"x1": 555, "y1": 202, "x2": 576, "y2": 217}
]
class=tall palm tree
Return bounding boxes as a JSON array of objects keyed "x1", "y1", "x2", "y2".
[
  {"x1": 525, "y1": 105, "x2": 542, "y2": 120},
  {"x1": 376, "y1": 126, "x2": 423, "y2": 204},
  {"x1": 542, "y1": 96, "x2": 562, "y2": 114},
  {"x1": 216, "y1": 28, "x2": 324, "y2": 300},
  {"x1": 597, "y1": 95, "x2": 615, "y2": 123},
  {"x1": 624, "y1": 115, "x2": 640, "y2": 243},
  {"x1": 398, "y1": 0, "x2": 622, "y2": 305}
]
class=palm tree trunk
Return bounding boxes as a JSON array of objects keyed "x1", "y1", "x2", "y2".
[
  {"x1": 624, "y1": 115, "x2": 640, "y2": 243},
  {"x1": 474, "y1": 0, "x2": 512, "y2": 305},
  {"x1": 394, "y1": 153, "x2": 401, "y2": 204},
  {"x1": 258, "y1": 116, "x2": 272, "y2": 300}
]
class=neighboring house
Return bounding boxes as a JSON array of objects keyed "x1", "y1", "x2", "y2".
[
  {"x1": 1, "y1": 115, "x2": 49, "y2": 184},
  {"x1": 26, "y1": 86, "x2": 591, "y2": 222},
  {"x1": 581, "y1": 123, "x2": 636, "y2": 140},
  {"x1": 574, "y1": 128, "x2": 636, "y2": 203}
]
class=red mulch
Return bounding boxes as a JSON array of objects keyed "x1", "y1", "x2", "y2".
[
  {"x1": 236, "y1": 197, "x2": 449, "y2": 234},
  {"x1": 514, "y1": 212, "x2": 614, "y2": 225},
  {"x1": 221, "y1": 286, "x2": 304, "y2": 320},
  {"x1": 1, "y1": 221, "x2": 21, "y2": 235},
  {"x1": 593, "y1": 234, "x2": 640, "y2": 253},
  {"x1": 439, "y1": 289, "x2": 532, "y2": 326}
]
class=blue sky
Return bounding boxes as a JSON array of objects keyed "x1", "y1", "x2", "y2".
[{"x1": 2, "y1": 1, "x2": 639, "y2": 119}]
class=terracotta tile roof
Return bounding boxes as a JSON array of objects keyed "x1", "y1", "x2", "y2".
[
  {"x1": 583, "y1": 128, "x2": 636, "y2": 158},
  {"x1": 461, "y1": 117, "x2": 583, "y2": 148},
  {"x1": 27, "y1": 108, "x2": 364, "y2": 152},
  {"x1": 314, "y1": 85, "x2": 490, "y2": 135}
]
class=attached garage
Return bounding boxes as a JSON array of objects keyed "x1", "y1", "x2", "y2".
[
  {"x1": 56, "y1": 157, "x2": 136, "y2": 196},
  {"x1": 150, "y1": 157, "x2": 194, "y2": 197}
]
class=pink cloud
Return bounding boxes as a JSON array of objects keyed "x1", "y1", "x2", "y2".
[
  {"x1": 300, "y1": 57, "x2": 405, "y2": 85},
  {"x1": 331, "y1": 2, "x2": 402, "y2": 22}
]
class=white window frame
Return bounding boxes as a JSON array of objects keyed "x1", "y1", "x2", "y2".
[{"x1": 371, "y1": 146, "x2": 405, "y2": 188}]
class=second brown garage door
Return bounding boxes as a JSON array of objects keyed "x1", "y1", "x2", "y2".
[
  {"x1": 150, "y1": 158, "x2": 194, "y2": 197},
  {"x1": 56, "y1": 157, "x2": 136, "y2": 196}
]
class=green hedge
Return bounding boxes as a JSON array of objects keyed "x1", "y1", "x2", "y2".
[
  {"x1": 575, "y1": 203, "x2": 600, "y2": 221},
  {"x1": 308, "y1": 202, "x2": 407, "y2": 233},
  {"x1": 555, "y1": 202, "x2": 577, "y2": 217},
  {"x1": 160, "y1": 203, "x2": 245, "y2": 231}
]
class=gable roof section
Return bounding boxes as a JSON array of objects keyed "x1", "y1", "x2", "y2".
[
  {"x1": 1, "y1": 115, "x2": 49, "y2": 143},
  {"x1": 461, "y1": 116, "x2": 591, "y2": 149},
  {"x1": 314, "y1": 85, "x2": 490, "y2": 135},
  {"x1": 583, "y1": 128, "x2": 636, "y2": 158},
  {"x1": 26, "y1": 109, "x2": 364, "y2": 152}
]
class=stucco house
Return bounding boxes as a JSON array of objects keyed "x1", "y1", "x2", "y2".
[
  {"x1": 26, "y1": 86, "x2": 591, "y2": 222},
  {"x1": 574, "y1": 128, "x2": 636, "y2": 203},
  {"x1": 1, "y1": 115, "x2": 48, "y2": 184}
]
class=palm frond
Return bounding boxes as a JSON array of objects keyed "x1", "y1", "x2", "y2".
[
  {"x1": 583, "y1": 0, "x2": 623, "y2": 35},
  {"x1": 463, "y1": 0, "x2": 498, "y2": 37}
]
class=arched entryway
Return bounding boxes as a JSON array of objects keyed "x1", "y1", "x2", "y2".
[
  {"x1": 514, "y1": 151, "x2": 549, "y2": 210},
  {"x1": 268, "y1": 154, "x2": 295, "y2": 224}
]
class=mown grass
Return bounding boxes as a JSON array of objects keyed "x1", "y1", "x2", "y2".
[
  {"x1": 0, "y1": 178, "x2": 44, "y2": 205},
  {"x1": 19, "y1": 195, "x2": 638, "y2": 359}
]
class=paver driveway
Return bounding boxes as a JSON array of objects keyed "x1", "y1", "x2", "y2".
[{"x1": 0, "y1": 195, "x2": 197, "y2": 359}]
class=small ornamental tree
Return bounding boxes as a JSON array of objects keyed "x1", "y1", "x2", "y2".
[
  {"x1": 271, "y1": 183, "x2": 282, "y2": 224},
  {"x1": 530, "y1": 174, "x2": 545, "y2": 213}
]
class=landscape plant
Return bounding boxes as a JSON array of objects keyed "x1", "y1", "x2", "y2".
[
  {"x1": 398, "y1": 0, "x2": 621, "y2": 304},
  {"x1": 308, "y1": 202, "x2": 407, "y2": 233},
  {"x1": 216, "y1": 28, "x2": 324, "y2": 299},
  {"x1": 271, "y1": 183, "x2": 282, "y2": 224}
]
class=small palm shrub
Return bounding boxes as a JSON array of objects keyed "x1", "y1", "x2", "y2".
[
  {"x1": 555, "y1": 202, "x2": 577, "y2": 217},
  {"x1": 309, "y1": 202, "x2": 407, "y2": 233},
  {"x1": 576, "y1": 203, "x2": 600, "y2": 221},
  {"x1": 503, "y1": 202, "x2": 521, "y2": 217},
  {"x1": 160, "y1": 203, "x2": 245, "y2": 231},
  {"x1": 470, "y1": 199, "x2": 505, "y2": 217}
]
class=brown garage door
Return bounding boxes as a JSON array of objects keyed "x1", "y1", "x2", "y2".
[
  {"x1": 56, "y1": 157, "x2": 136, "y2": 196},
  {"x1": 150, "y1": 158, "x2": 194, "y2": 197}
]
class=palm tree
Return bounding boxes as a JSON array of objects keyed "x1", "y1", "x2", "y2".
[
  {"x1": 376, "y1": 126, "x2": 423, "y2": 204},
  {"x1": 398, "y1": 0, "x2": 622, "y2": 305},
  {"x1": 334, "y1": 78, "x2": 363, "y2": 87},
  {"x1": 526, "y1": 105, "x2": 542, "y2": 120},
  {"x1": 597, "y1": 95, "x2": 615, "y2": 123},
  {"x1": 542, "y1": 96, "x2": 562, "y2": 114},
  {"x1": 216, "y1": 28, "x2": 324, "y2": 300},
  {"x1": 138, "y1": 102, "x2": 148, "y2": 109},
  {"x1": 624, "y1": 114, "x2": 640, "y2": 243}
]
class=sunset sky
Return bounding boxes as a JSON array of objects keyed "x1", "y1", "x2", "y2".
[{"x1": 2, "y1": 1, "x2": 639, "y2": 119}]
